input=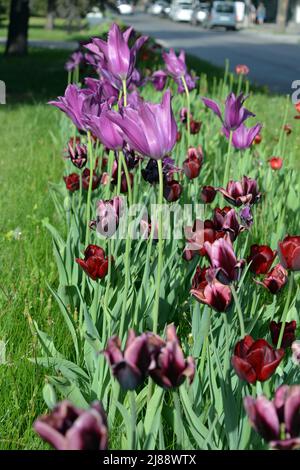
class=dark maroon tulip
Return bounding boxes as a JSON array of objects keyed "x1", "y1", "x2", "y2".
[
  {"x1": 270, "y1": 321, "x2": 296, "y2": 349},
  {"x1": 278, "y1": 235, "x2": 300, "y2": 271},
  {"x1": 163, "y1": 180, "x2": 182, "y2": 202},
  {"x1": 213, "y1": 207, "x2": 244, "y2": 242},
  {"x1": 183, "y1": 219, "x2": 225, "y2": 261},
  {"x1": 191, "y1": 266, "x2": 232, "y2": 313},
  {"x1": 76, "y1": 245, "x2": 109, "y2": 281},
  {"x1": 244, "y1": 385, "x2": 300, "y2": 450},
  {"x1": 82, "y1": 168, "x2": 100, "y2": 190},
  {"x1": 183, "y1": 146, "x2": 203, "y2": 180},
  {"x1": 67, "y1": 141, "x2": 88, "y2": 169},
  {"x1": 64, "y1": 173, "x2": 80, "y2": 192},
  {"x1": 142, "y1": 157, "x2": 180, "y2": 185},
  {"x1": 231, "y1": 335, "x2": 284, "y2": 384},
  {"x1": 104, "y1": 330, "x2": 155, "y2": 390},
  {"x1": 254, "y1": 134, "x2": 262, "y2": 144},
  {"x1": 200, "y1": 186, "x2": 217, "y2": 203},
  {"x1": 120, "y1": 172, "x2": 134, "y2": 194},
  {"x1": 247, "y1": 244, "x2": 277, "y2": 275},
  {"x1": 218, "y1": 176, "x2": 261, "y2": 207},
  {"x1": 187, "y1": 145, "x2": 204, "y2": 163},
  {"x1": 255, "y1": 263, "x2": 288, "y2": 294},
  {"x1": 190, "y1": 119, "x2": 202, "y2": 134},
  {"x1": 204, "y1": 235, "x2": 245, "y2": 285},
  {"x1": 179, "y1": 107, "x2": 188, "y2": 123},
  {"x1": 96, "y1": 196, "x2": 124, "y2": 238},
  {"x1": 149, "y1": 324, "x2": 195, "y2": 389},
  {"x1": 33, "y1": 400, "x2": 108, "y2": 450}
]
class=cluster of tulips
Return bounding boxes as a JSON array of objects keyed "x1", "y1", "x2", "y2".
[{"x1": 33, "y1": 22, "x2": 300, "y2": 450}]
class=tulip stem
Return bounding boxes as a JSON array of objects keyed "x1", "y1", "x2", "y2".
[
  {"x1": 116, "y1": 151, "x2": 122, "y2": 196},
  {"x1": 120, "y1": 153, "x2": 133, "y2": 206},
  {"x1": 129, "y1": 391, "x2": 137, "y2": 450},
  {"x1": 173, "y1": 390, "x2": 184, "y2": 448},
  {"x1": 153, "y1": 159, "x2": 164, "y2": 334},
  {"x1": 223, "y1": 130, "x2": 233, "y2": 188},
  {"x1": 122, "y1": 79, "x2": 127, "y2": 107},
  {"x1": 277, "y1": 272, "x2": 294, "y2": 349},
  {"x1": 231, "y1": 284, "x2": 245, "y2": 338},
  {"x1": 181, "y1": 75, "x2": 191, "y2": 148}
]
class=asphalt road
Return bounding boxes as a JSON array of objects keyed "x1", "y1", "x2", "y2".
[{"x1": 127, "y1": 13, "x2": 300, "y2": 94}]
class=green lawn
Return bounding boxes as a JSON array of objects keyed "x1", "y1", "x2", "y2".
[{"x1": 0, "y1": 28, "x2": 299, "y2": 448}]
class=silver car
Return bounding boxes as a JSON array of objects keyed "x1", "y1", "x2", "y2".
[
  {"x1": 169, "y1": 1, "x2": 194, "y2": 22},
  {"x1": 204, "y1": 1, "x2": 238, "y2": 30}
]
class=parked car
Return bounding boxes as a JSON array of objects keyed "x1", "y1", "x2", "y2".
[
  {"x1": 169, "y1": 0, "x2": 193, "y2": 22},
  {"x1": 190, "y1": 1, "x2": 210, "y2": 26},
  {"x1": 147, "y1": 0, "x2": 170, "y2": 16},
  {"x1": 86, "y1": 7, "x2": 103, "y2": 27},
  {"x1": 117, "y1": 1, "x2": 133, "y2": 15},
  {"x1": 203, "y1": 1, "x2": 238, "y2": 30}
]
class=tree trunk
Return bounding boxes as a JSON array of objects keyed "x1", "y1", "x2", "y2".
[
  {"x1": 276, "y1": 0, "x2": 290, "y2": 31},
  {"x1": 5, "y1": 0, "x2": 30, "y2": 56},
  {"x1": 45, "y1": 0, "x2": 56, "y2": 30}
]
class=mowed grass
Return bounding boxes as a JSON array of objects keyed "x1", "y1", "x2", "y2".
[{"x1": 0, "y1": 34, "x2": 299, "y2": 448}]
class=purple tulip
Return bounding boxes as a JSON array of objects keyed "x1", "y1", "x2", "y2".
[
  {"x1": 162, "y1": 49, "x2": 187, "y2": 79},
  {"x1": 85, "y1": 24, "x2": 148, "y2": 84},
  {"x1": 202, "y1": 92, "x2": 255, "y2": 132},
  {"x1": 107, "y1": 90, "x2": 177, "y2": 160},
  {"x1": 149, "y1": 324, "x2": 195, "y2": 389},
  {"x1": 84, "y1": 102, "x2": 124, "y2": 150},
  {"x1": 218, "y1": 176, "x2": 261, "y2": 207},
  {"x1": 104, "y1": 330, "x2": 155, "y2": 390},
  {"x1": 96, "y1": 196, "x2": 124, "y2": 238},
  {"x1": 204, "y1": 235, "x2": 245, "y2": 285},
  {"x1": 240, "y1": 205, "x2": 253, "y2": 228},
  {"x1": 49, "y1": 84, "x2": 91, "y2": 131},
  {"x1": 244, "y1": 385, "x2": 300, "y2": 450},
  {"x1": 223, "y1": 123, "x2": 262, "y2": 149},
  {"x1": 65, "y1": 51, "x2": 84, "y2": 72},
  {"x1": 84, "y1": 77, "x2": 119, "y2": 102},
  {"x1": 176, "y1": 71, "x2": 198, "y2": 94},
  {"x1": 151, "y1": 70, "x2": 168, "y2": 91},
  {"x1": 34, "y1": 401, "x2": 108, "y2": 450}
]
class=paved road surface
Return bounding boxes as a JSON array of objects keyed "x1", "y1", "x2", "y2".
[{"x1": 128, "y1": 13, "x2": 300, "y2": 94}]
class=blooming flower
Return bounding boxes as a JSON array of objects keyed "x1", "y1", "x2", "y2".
[
  {"x1": 82, "y1": 168, "x2": 100, "y2": 191},
  {"x1": 183, "y1": 146, "x2": 203, "y2": 180},
  {"x1": 212, "y1": 207, "x2": 244, "y2": 242},
  {"x1": 232, "y1": 335, "x2": 284, "y2": 384},
  {"x1": 183, "y1": 219, "x2": 225, "y2": 261},
  {"x1": 76, "y1": 245, "x2": 109, "y2": 280},
  {"x1": 151, "y1": 70, "x2": 168, "y2": 91},
  {"x1": 84, "y1": 102, "x2": 124, "y2": 151},
  {"x1": 104, "y1": 330, "x2": 156, "y2": 390},
  {"x1": 107, "y1": 90, "x2": 177, "y2": 160},
  {"x1": 96, "y1": 196, "x2": 124, "y2": 238},
  {"x1": 200, "y1": 186, "x2": 217, "y2": 204},
  {"x1": 268, "y1": 157, "x2": 283, "y2": 170},
  {"x1": 49, "y1": 84, "x2": 90, "y2": 132},
  {"x1": 278, "y1": 235, "x2": 300, "y2": 271},
  {"x1": 64, "y1": 173, "x2": 80, "y2": 192},
  {"x1": 218, "y1": 176, "x2": 261, "y2": 207},
  {"x1": 239, "y1": 205, "x2": 253, "y2": 228},
  {"x1": 67, "y1": 141, "x2": 87, "y2": 169},
  {"x1": 202, "y1": 92, "x2": 255, "y2": 132},
  {"x1": 34, "y1": 401, "x2": 108, "y2": 450},
  {"x1": 65, "y1": 51, "x2": 84, "y2": 72},
  {"x1": 163, "y1": 179, "x2": 182, "y2": 202},
  {"x1": 269, "y1": 320, "x2": 296, "y2": 349},
  {"x1": 235, "y1": 64, "x2": 250, "y2": 75},
  {"x1": 255, "y1": 263, "x2": 288, "y2": 294},
  {"x1": 244, "y1": 385, "x2": 300, "y2": 449},
  {"x1": 247, "y1": 244, "x2": 277, "y2": 275},
  {"x1": 223, "y1": 123, "x2": 262, "y2": 150},
  {"x1": 149, "y1": 324, "x2": 195, "y2": 389},
  {"x1": 85, "y1": 24, "x2": 148, "y2": 85},
  {"x1": 191, "y1": 266, "x2": 232, "y2": 313},
  {"x1": 162, "y1": 48, "x2": 187, "y2": 79},
  {"x1": 204, "y1": 235, "x2": 245, "y2": 285}
]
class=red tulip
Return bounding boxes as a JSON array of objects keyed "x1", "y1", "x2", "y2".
[
  {"x1": 191, "y1": 266, "x2": 232, "y2": 312},
  {"x1": 231, "y1": 335, "x2": 284, "y2": 384},
  {"x1": 82, "y1": 168, "x2": 100, "y2": 190},
  {"x1": 200, "y1": 186, "x2": 216, "y2": 203},
  {"x1": 270, "y1": 321, "x2": 296, "y2": 349},
  {"x1": 183, "y1": 157, "x2": 202, "y2": 180},
  {"x1": 255, "y1": 263, "x2": 288, "y2": 294},
  {"x1": 76, "y1": 245, "x2": 109, "y2": 280},
  {"x1": 268, "y1": 157, "x2": 283, "y2": 170},
  {"x1": 63, "y1": 173, "x2": 80, "y2": 192},
  {"x1": 278, "y1": 235, "x2": 300, "y2": 271},
  {"x1": 247, "y1": 244, "x2": 277, "y2": 275},
  {"x1": 253, "y1": 134, "x2": 262, "y2": 144}
]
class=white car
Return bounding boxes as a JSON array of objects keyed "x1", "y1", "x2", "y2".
[
  {"x1": 117, "y1": 1, "x2": 133, "y2": 15},
  {"x1": 169, "y1": 1, "x2": 193, "y2": 21}
]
